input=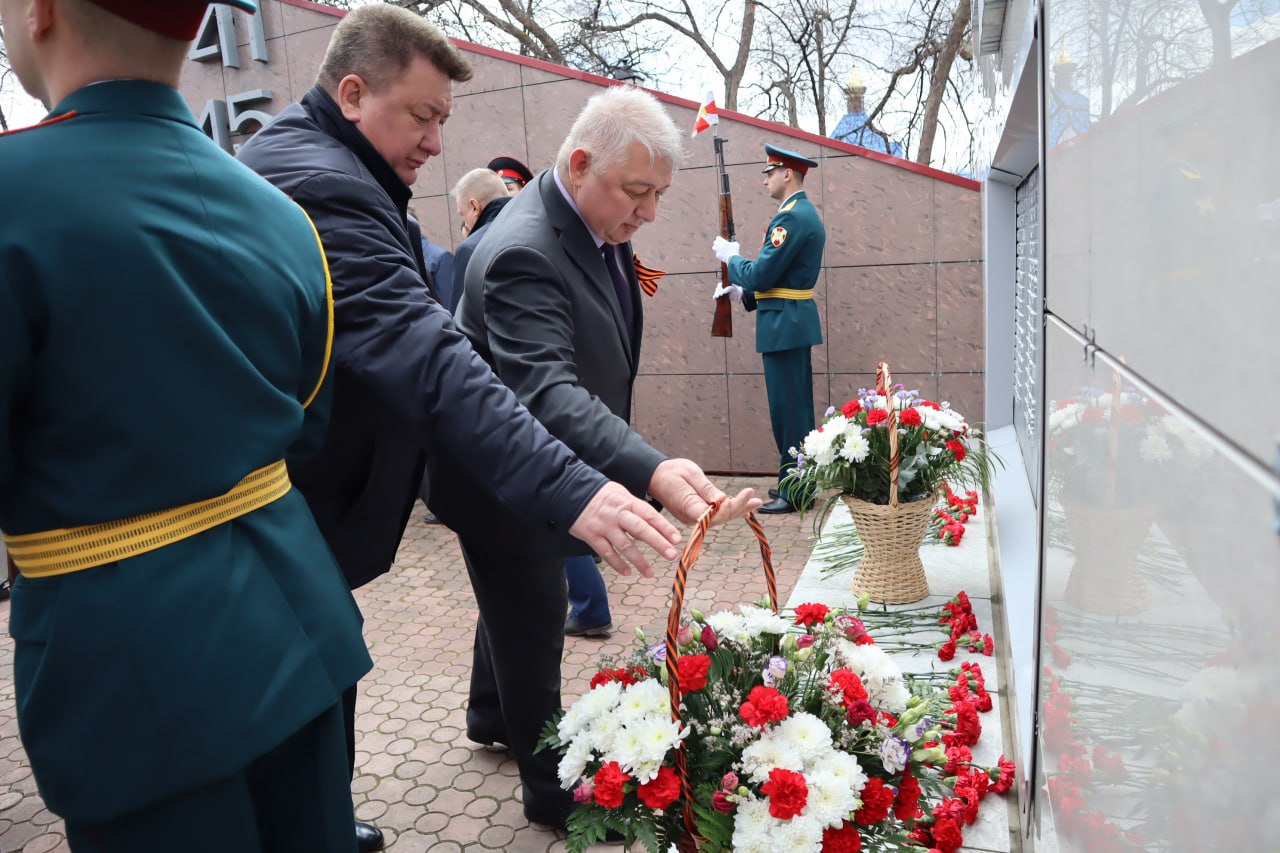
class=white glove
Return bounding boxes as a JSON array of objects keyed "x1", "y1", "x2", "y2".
[
  {"x1": 713, "y1": 282, "x2": 743, "y2": 303},
  {"x1": 712, "y1": 236, "x2": 741, "y2": 264}
]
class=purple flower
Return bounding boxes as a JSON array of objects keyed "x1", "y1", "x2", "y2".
[
  {"x1": 762, "y1": 655, "x2": 788, "y2": 686},
  {"x1": 825, "y1": 406, "x2": 837, "y2": 417},
  {"x1": 879, "y1": 735, "x2": 910, "y2": 774},
  {"x1": 647, "y1": 642, "x2": 667, "y2": 663}
]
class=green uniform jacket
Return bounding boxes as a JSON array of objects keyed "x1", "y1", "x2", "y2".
[
  {"x1": 727, "y1": 190, "x2": 826, "y2": 354},
  {"x1": 0, "y1": 82, "x2": 371, "y2": 823}
]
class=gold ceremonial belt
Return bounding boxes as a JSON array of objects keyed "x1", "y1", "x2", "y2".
[
  {"x1": 755, "y1": 287, "x2": 814, "y2": 300},
  {"x1": 4, "y1": 461, "x2": 291, "y2": 579}
]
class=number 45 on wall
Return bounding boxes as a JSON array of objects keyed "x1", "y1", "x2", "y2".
[{"x1": 189, "y1": 4, "x2": 275, "y2": 154}]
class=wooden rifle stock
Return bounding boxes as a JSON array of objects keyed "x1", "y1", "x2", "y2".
[{"x1": 711, "y1": 134, "x2": 734, "y2": 338}]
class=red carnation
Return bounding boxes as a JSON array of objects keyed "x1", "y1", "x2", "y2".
[
  {"x1": 866, "y1": 408, "x2": 889, "y2": 426},
  {"x1": 760, "y1": 768, "x2": 808, "y2": 820},
  {"x1": 636, "y1": 765, "x2": 681, "y2": 810},
  {"x1": 841, "y1": 399, "x2": 863, "y2": 418},
  {"x1": 946, "y1": 439, "x2": 966, "y2": 461},
  {"x1": 931, "y1": 817, "x2": 965, "y2": 853},
  {"x1": 982, "y1": 634, "x2": 994, "y2": 656},
  {"x1": 938, "y1": 640, "x2": 957, "y2": 661},
  {"x1": 829, "y1": 668, "x2": 868, "y2": 708},
  {"x1": 821, "y1": 821, "x2": 863, "y2": 852},
  {"x1": 853, "y1": 777, "x2": 894, "y2": 825},
  {"x1": 846, "y1": 699, "x2": 876, "y2": 727},
  {"x1": 794, "y1": 602, "x2": 830, "y2": 627},
  {"x1": 990, "y1": 755, "x2": 1016, "y2": 794},
  {"x1": 900, "y1": 407, "x2": 923, "y2": 426},
  {"x1": 740, "y1": 686, "x2": 790, "y2": 728},
  {"x1": 894, "y1": 770, "x2": 923, "y2": 820},
  {"x1": 677, "y1": 654, "x2": 711, "y2": 692},
  {"x1": 593, "y1": 761, "x2": 630, "y2": 809}
]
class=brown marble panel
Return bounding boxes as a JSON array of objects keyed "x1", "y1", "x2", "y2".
[
  {"x1": 726, "y1": 373, "x2": 830, "y2": 473},
  {"x1": 178, "y1": 56, "x2": 228, "y2": 120},
  {"x1": 442, "y1": 87, "x2": 529, "y2": 190},
  {"x1": 822, "y1": 155, "x2": 934, "y2": 266},
  {"x1": 826, "y1": 264, "x2": 937, "y2": 374},
  {"x1": 632, "y1": 375, "x2": 731, "y2": 471},
  {"x1": 521, "y1": 78, "x2": 615, "y2": 171},
  {"x1": 279, "y1": 0, "x2": 342, "y2": 35},
  {"x1": 282, "y1": 22, "x2": 335, "y2": 102},
  {"x1": 937, "y1": 262, "x2": 984, "y2": 373},
  {"x1": 934, "y1": 181, "x2": 982, "y2": 263},
  {"x1": 724, "y1": 301, "x2": 762, "y2": 373},
  {"x1": 221, "y1": 39, "x2": 293, "y2": 132},
  {"x1": 635, "y1": 274, "x2": 730, "y2": 376},
  {"x1": 638, "y1": 164, "x2": 723, "y2": 278},
  {"x1": 519, "y1": 64, "x2": 576, "y2": 86},
  {"x1": 937, "y1": 374, "x2": 985, "y2": 428},
  {"x1": 454, "y1": 49, "x2": 525, "y2": 96}
]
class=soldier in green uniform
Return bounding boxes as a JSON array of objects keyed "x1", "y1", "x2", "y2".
[
  {"x1": 712, "y1": 143, "x2": 826, "y2": 513},
  {"x1": 0, "y1": 0, "x2": 370, "y2": 850}
]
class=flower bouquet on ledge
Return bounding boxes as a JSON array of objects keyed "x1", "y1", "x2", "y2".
[
  {"x1": 781, "y1": 363, "x2": 995, "y2": 604},
  {"x1": 538, "y1": 600, "x2": 1013, "y2": 853}
]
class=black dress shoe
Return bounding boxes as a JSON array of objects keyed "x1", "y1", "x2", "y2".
[
  {"x1": 355, "y1": 821, "x2": 385, "y2": 852},
  {"x1": 768, "y1": 488, "x2": 780, "y2": 500},
  {"x1": 465, "y1": 727, "x2": 509, "y2": 752},
  {"x1": 757, "y1": 497, "x2": 795, "y2": 514},
  {"x1": 564, "y1": 615, "x2": 612, "y2": 638}
]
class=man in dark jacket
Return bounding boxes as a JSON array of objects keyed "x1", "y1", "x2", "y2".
[
  {"x1": 449, "y1": 167, "x2": 510, "y2": 314},
  {"x1": 236, "y1": 7, "x2": 738, "y2": 849}
]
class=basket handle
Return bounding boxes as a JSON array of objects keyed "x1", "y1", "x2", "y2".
[
  {"x1": 663, "y1": 499, "x2": 777, "y2": 838},
  {"x1": 876, "y1": 361, "x2": 901, "y2": 508}
]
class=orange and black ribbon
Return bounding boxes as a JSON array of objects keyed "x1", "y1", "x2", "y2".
[{"x1": 633, "y1": 254, "x2": 666, "y2": 297}]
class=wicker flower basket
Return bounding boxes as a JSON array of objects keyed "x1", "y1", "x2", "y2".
[
  {"x1": 1060, "y1": 498, "x2": 1152, "y2": 615},
  {"x1": 834, "y1": 362, "x2": 937, "y2": 604},
  {"x1": 842, "y1": 494, "x2": 935, "y2": 604}
]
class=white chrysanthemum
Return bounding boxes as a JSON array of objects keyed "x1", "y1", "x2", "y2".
[
  {"x1": 730, "y1": 798, "x2": 773, "y2": 851},
  {"x1": 802, "y1": 427, "x2": 838, "y2": 463},
  {"x1": 616, "y1": 679, "x2": 669, "y2": 723},
  {"x1": 609, "y1": 725, "x2": 647, "y2": 774},
  {"x1": 740, "y1": 734, "x2": 804, "y2": 784},
  {"x1": 878, "y1": 680, "x2": 911, "y2": 714},
  {"x1": 823, "y1": 414, "x2": 850, "y2": 435},
  {"x1": 624, "y1": 716, "x2": 685, "y2": 782},
  {"x1": 1138, "y1": 430, "x2": 1173, "y2": 464},
  {"x1": 774, "y1": 713, "x2": 833, "y2": 763},
  {"x1": 707, "y1": 611, "x2": 750, "y2": 644},
  {"x1": 585, "y1": 712, "x2": 623, "y2": 755},
  {"x1": 805, "y1": 770, "x2": 859, "y2": 827},
  {"x1": 557, "y1": 737, "x2": 594, "y2": 788},
  {"x1": 740, "y1": 605, "x2": 794, "y2": 638},
  {"x1": 558, "y1": 680, "x2": 622, "y2": 739},
  {"x1": 809, "y1": 752, "x2": 867, "y2": 799},
  {"x1": 775, "y1": 813, "x2": 825, "y2": 849},
  {"x1": 839, "y1": 429, "x2": 870, "y2": 463}
]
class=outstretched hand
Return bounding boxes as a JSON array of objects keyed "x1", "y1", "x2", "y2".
[
  {"x1": 647, "y1": 458, "x2": 763, "y2": 526},
  {"x1": 569, "y1": 482, "x2": 681, "y2": 578}
]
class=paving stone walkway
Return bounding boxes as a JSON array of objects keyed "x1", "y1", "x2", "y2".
[{"x1": 0, "y1": 476, "x2": 816, "y2": 852}]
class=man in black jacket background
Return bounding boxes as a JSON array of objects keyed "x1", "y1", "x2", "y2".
[
  {"x1": 449, "y1": 167, "x2": 510, "y2": 315},
  {"x1": 237, "y1": 6, "x2": 757, "y2": 850}
]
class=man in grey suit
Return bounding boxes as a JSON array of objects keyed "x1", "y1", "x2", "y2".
[{"x1": 437, "y1": 86, "x2": 759, "y2": 830}]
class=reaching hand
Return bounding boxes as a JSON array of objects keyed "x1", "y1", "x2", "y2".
[
  {"x1": 712, "y1": 236, "x2": 741, "y2": 265},
  {"x1": 647, "y1": 458, "x2": 763, "y2": 526},
  {"x1": 569, "y1": 482, "x2": 681, "y2": 578},
  {"x1": 712, "y1": 282, "x2": 743, "y2": 303}
]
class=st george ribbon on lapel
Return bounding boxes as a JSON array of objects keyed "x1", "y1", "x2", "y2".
[{"x1": 602, "y1": 243, "x2": 634, "y2": 339}]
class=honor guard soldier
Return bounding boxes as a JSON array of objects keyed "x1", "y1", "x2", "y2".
[
  {"x1": 488, "y1": 154, "x2": 534, "y2": 195},
  {"x1": 712, "y1": 143, "x2": 826, "y2": 513},
  {"x1": 0, "y1": 0, "x2": 371, "y2": 850}
]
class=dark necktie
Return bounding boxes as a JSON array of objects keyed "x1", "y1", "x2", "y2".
[{"x1": 601, "y1": 244, "x2": 633, "y2": 339}]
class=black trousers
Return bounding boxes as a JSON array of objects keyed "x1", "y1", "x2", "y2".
[
  {"x1": 65, "y1": 704, "x2": 354, "y2": 853},
  {"x1": 459, "y1": 534, "x2": 573, "y2": 826}
]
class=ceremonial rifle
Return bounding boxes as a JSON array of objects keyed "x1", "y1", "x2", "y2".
[{"x1": 711, "y1": 132, "x2": 734, "y2": 338}]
